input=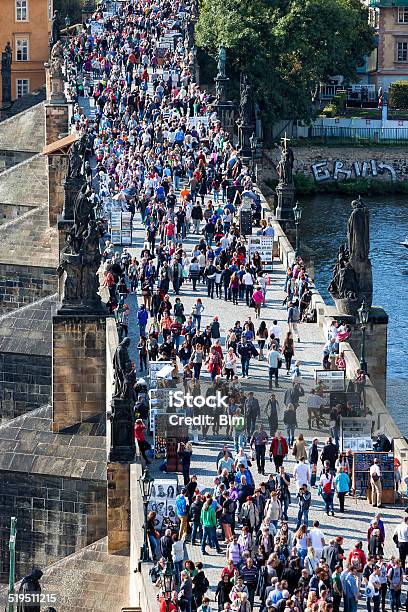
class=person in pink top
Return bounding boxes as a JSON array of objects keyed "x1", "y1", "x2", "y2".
[{"x1": 252, "y1": 286, "x2": 265, "y2": 318}]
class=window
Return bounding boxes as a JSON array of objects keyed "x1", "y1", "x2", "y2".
[
  {"x1": 16, "y1": 79, "x2": 29, "y2": 98},
  {"x1": 16, "y1": 38, "x2": 28, "y2": 61},
  {"x1": 16, "y1": 0, "x2": 28, "y2": 21},
  {"x1": 398, "y1": 7, "x2": 408, "y2": 23},
  {"x1": 396, "y1": 41, "x2": 408, "y2": 62}
]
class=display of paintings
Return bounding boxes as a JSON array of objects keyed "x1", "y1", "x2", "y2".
[{"x1": 147, "y1": 479, "x2": 178, "y2": 531}]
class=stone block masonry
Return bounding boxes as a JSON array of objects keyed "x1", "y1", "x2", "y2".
[
  {"x1": 44, "y1": 103, "x2": 69, "y2": 146},
  {"x1": 52, "y1": 316, "x2": 107, "y2": 432},
  {"x1": 107, "y1": 462, "x2": 130, "y2": 554},
  {"x1": 0, "y1": 264, "x2": 57, "y2": 314},
  {"x1": 48, "y1": 153, "x2": 68, "y2": 225},
  {"x1": 0, "y1": 472, "x2": 107, "y2": 582},
  {"x1": 0, "y1": 353, "x2": 51, "y2": 423},
  {"x1": 0, "y1": 150, "x2": 33, "y2": 173}
]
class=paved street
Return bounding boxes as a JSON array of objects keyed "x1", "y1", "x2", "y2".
[{"x1": 117, "y1": 194, "x2": 404, "y2": 606}]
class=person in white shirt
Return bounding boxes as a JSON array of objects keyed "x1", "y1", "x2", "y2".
[
  {"x1": 269, "y1": 320, "x2": 282, "y2": 346},
  {"x1": 294, "y1": 457, "x2": 310, "y2": 490},
  {"x1": 267, "y1": 347, "x2": 280, "y2": 390},
  {"x1": 242, "y1": 269, "x2": 255, "y2": 306},
  {"x1": 308, "y1": 520, "x2": 326, "y2": 560},
  {"x1": 369, "y1": 458, "x2": 382, "y2": 508}
]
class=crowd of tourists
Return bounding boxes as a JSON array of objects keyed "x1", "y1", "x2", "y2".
[{"x1": 61, "y1": 0, "x2": 406, "y2": 611}]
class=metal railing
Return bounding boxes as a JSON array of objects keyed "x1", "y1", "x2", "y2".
[{"x1": 308, "y1": 125, "x2": 408, "y2": 144}]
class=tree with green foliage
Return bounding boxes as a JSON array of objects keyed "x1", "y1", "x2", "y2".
[
  {"x1": 196, "y1": 0, "x2": 375, "y2": 126},
  {"x1": 389, "y1": 81, "x2": 408, "y2": 110}
]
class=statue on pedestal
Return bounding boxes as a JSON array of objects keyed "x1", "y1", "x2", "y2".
[
  {"x1": 1, "y1": 42, "x2": 12, "y2": 109},
  {"x1": 50, "y1": 40, "x2": 64, "y2": 77},
  {"x1": 329, "y1": 196, "x2": 373, "y2": 313},
  {"x1": 67, "y1": 135, "x2": 87, "y2": 179},
  {"x1": 57, "y1": 183, "x2": 105, "y2": 314},
  {"x1": 113, "y1": 337, "x2": 133, "y2": 400},
  {"x1": 239, "y1": 74, "x2": 255, "y2": 126},
  {"x1": 51, "y1": 10, "x2": 61, "y2": 48},
  {"x1": 217, "y1": 45, "x2": 227, "y2": 79},
  {"x1": 276, "y1": 134, "x2": 294, "y2": 187},
  {"x1": 110, "y1": 336, "x2": 136, "y2": 462}
]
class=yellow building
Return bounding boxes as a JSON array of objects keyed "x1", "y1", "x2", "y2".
[
  {"x1": 0, "y1": 0, "x2": 52, "y2": 105},
  {"x1": 369, "y1": 0, "x2": 408, "y2": 87}
]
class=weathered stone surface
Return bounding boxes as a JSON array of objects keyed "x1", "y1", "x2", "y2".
[
  {"x1": 265, "y1": 146, "x2": 408, "y2": 181},
  {"x1": 0, "y1": 154, "x2": 47, "y2": 208},
  {"x1": 0, "y1": 538, "x2": 129, "y2": 612},
  {"x1": 0, "y1": 150, "x2": 33, "y2": 174},
  {"x1": 0, "y1": 406, "x2": 107, "y2": 582},
  {"x1": 107, "y1": 463, "x2": 130, "y2": 555},
  {"x1": 0, "y1": 102, "x2": 45, "y2": 152},
  {"x1": 52, "y1": 317, "x2": 107, "y2": 432},
  {"x1": 0, "y1": 204, "x2": 58, "y2": 267},
  {"x1": 0, "y1": 295, "x2": 57, "y2": 422}
]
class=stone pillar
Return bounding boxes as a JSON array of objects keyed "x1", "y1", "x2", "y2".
[
  {"x1": 107, "y1": 462, "x2": 130, "y2": 554},
  {"x1": 45, "y1": 103, "x2": 69, "y2": 146},
  {"x1": 48, "y1": 153, "x2": 68, "y2": 226},
  {"x1": 347, "y1": 307, "x2": 388, "y2": 403},
  {"x1": 52, "y1": 315, "x2": 107, "y2": 432}
]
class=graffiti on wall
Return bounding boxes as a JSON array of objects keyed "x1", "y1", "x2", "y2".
[{"x1": 311, "y1": 160, "x2": 397, "y2": 182}]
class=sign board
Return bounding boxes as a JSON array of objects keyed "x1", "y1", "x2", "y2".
[
  {"x1": 248, "y1": 236, "x2": 274, "y2": 263},
  {"x1": 314, "y1": 369, "x2": 345, "y2": 392},
  {"x1": 341, "y1": 416, "x2": 373, "y2": 452},
  {"x1": 90, "y1": 21, "x2": 104, "y2": 35},
  {"x1": 149, "y1": 361, "x2": 172, "y2": 386}
]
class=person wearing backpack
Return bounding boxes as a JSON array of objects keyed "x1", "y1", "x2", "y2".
[
  {"x1": 387, "y1": 559, "x2": 403, "y2": 612},
  {"x1": 287, "y1": 300, "x2": 300, "y2": 342},
  {"x1": 348, "y1": 541, "x2": 367, "y2": 588},
  {"x1": 319, "y1": 466, "x2": 335, "y2": 516}
]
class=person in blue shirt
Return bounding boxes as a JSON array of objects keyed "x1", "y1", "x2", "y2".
[
  {"x1": 234, "y1": 463, "x2": 253, "y2": 488},
  {"x1": 343, "y1": 567, "x2": 359, "y2": 612},
  {"x1": 334, "y1": 467, "x2": 350, "y2": 513},
  {"x1": 137, "y1": 304, "x2": 149, "y2": 337}
]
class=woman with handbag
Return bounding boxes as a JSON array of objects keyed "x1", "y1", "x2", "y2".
[{"x1": 282, "y1": 331, "x2": 295, "y2": 374}]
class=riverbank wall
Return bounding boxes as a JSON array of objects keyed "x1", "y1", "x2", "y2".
[
  {"x1": 264, "y1": 147, "x2": 408, "y2": 183},
  {"x1": 258, "y1": 187, "x2": 408, "y2": 481}
]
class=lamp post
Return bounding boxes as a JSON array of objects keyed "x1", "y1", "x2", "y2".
[
  {"x1": 7, "y1": 517, "x2": 17, "y2": 612},
  {"x1": 138, "y1": 468, "x2": 154, "y2": 562},
  {"x1": 358, "y1": 299, "x2": 370, "y2": 374},
  {"x1": 249, "y1": 132, "x2": 257, "y2": 182},
  {"x1": 293, "y1": 201, "x2": 302, "y2": 258},
  {"x1": 163, "y1": 560, "x2": 174, "y2": 612}
]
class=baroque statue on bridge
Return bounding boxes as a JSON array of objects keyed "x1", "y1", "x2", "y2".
[
  {"x1": 276, "y1": 134, "x2": 294, "y2": 187},
  {"x1": 112, "y1": 337, "x2": 134, "y2": 400},
  {"x1": 329, "y1": 197, "x2": 373, "y2": 314},
  {"x1": 57, "y1": 180, "x2": 105, "y2": 314}
]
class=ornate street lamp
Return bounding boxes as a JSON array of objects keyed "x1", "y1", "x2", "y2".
[
  {"x1": 293, "y1": 201, "x2": 302, "y2": 258},
  {"x1": 138, "y1": 468, "x2": 154, "y2": 561},
  {"x1": 358, "y1": 299, "x2": 370, "y2": 374},
  {"x1": 249, "y1": 132, "x2": 257, "y2": 181}
]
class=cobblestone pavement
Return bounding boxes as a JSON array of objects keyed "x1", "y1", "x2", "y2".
[{"x1": 117, "y1": 195, "x2": 405, "y2": 607}]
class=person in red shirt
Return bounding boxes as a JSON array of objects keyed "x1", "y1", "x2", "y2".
[
  {"x1": 347, "y1": 541, "x2": 367, "y2": 581},
  {"x1": 134, "y1": 419, "x2": 151, "y2": 465},
  {"x1": 269, "y1": 432, "x2": 289, "y2": 470},
  {"x1": 158, "y1": 592, "x2": 177, "y2": 612}
]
